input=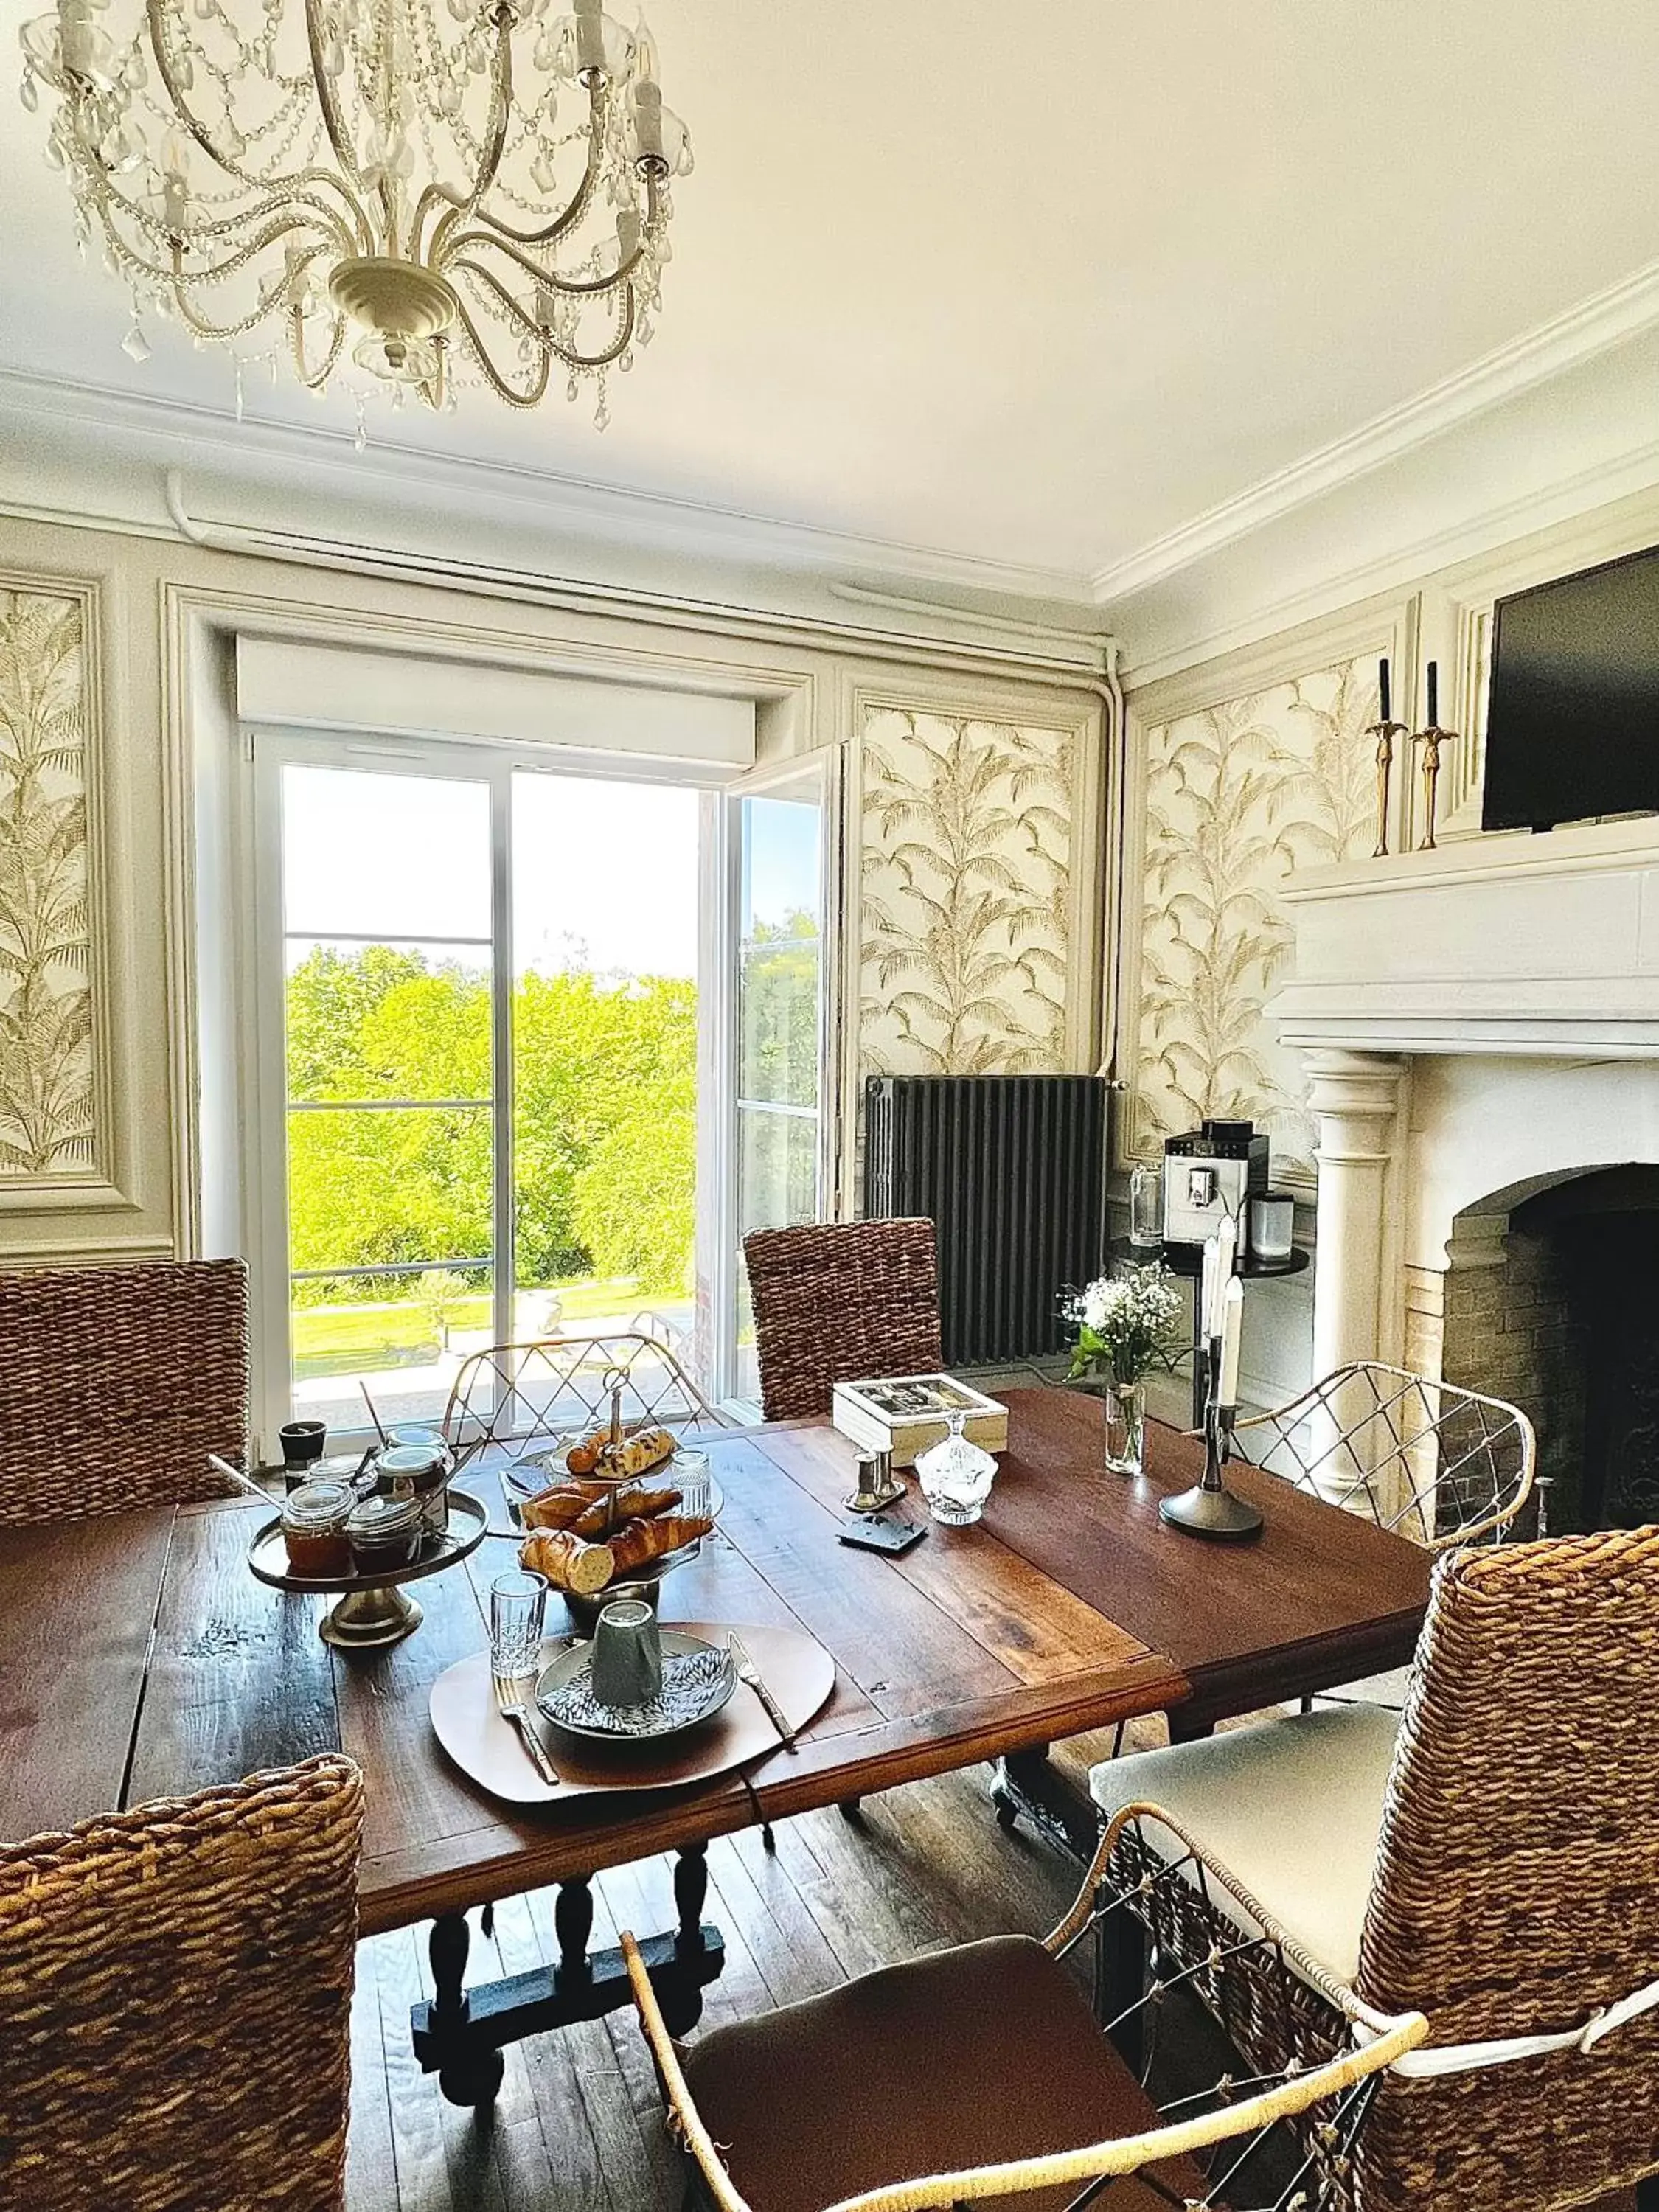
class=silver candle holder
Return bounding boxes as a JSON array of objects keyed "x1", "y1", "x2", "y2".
[{"x1": 1158, "y1": 1334, "x2": 1265, "y2": 1541}]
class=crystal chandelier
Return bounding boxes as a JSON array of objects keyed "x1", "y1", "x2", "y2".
[{"x1": 17, "y1": 0, "x2": 692, "y2": 423}]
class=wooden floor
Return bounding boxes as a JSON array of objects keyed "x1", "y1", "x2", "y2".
[{"x1": 345, "y1": 1761, "x2": 1084, "y2": 2211}]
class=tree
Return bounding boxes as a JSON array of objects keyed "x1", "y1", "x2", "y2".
[{"x1": 283, "y1": 947, "x2": 700, "y2": 1299}]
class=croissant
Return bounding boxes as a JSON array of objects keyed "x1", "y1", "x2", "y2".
[
  {"x1": 570, "y1": 1484, "x2": 682, "y2": 1538},
  {"x1": 519, "y1": 1528, "x2": 616, "y2": 1596},
  {"x1": 604, "y1": 1513, "x2": 713, "y2": 1576}
]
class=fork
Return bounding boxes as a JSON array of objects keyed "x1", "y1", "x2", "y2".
[{"x1": 491, "y1": 1671, "x2": 561, "y2": 1786}]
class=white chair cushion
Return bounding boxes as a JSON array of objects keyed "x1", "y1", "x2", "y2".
[{"x1": 1088, "y1": 1703, "x2": 1400, "y2": 1986}]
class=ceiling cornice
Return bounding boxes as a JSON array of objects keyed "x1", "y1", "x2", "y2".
[
  {"x1": 0, "y1": 364, "x2": 1094, "y2": 606},
  {"x1": 1091, "y1": 255, "x2": 1659, "y2": 608}
]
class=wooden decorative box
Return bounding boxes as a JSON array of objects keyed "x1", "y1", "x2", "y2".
[{"x1": 831, "y1": 1373, "x2": 1009, "y2": 1469}]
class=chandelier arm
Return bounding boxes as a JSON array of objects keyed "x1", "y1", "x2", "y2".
[
  {"x1": 142, "y1": 0, "x2": 369, "y2": 244},
  {"x1": 83, "y1": 163, "x2": 358, "y2": 262},
  {"x1": 302, "y1": 0, "x2": 365, "y2": 187},
  {"x1": 441, "y1": 220, "x2": 647, "y2": 298},
  {"x1": 160, "y1": 215, "x2": 341, "y2": 323},
  {"x1": 289, "y1": 302, "x2": 349, "y2": 390},
  {"x1": 445, "y1": 260, "x2": 636, "y2": 371},
  {"x1": 547, "y1": 281, "x2": 635, "y2": 371},
  {"x1": 431, "y1": 77, "x2": 607, "y2": 257},
  {"x1": 95, "y1": 208, "x2": 336, "y2": 306},
  {"x1": 450, "y1": 293, "x2": 553, "y2": 408}
]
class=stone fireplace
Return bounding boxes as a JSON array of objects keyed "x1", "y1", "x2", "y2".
[{"x1": 1270, "y1": 815, "x2": 1659, "y2": 1533}]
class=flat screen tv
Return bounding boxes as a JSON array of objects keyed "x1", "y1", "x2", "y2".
[{"x1": 1482, "y1": 541, "x2": 1659, "y2": 832}]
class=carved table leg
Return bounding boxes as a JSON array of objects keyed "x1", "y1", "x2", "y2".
[
  {"x1": 554, "y1": 1876, "x2": 594, "y2": 1992},
  {"x1": 429, "y1": 1910, "x2": 505, "y2": 2108}
]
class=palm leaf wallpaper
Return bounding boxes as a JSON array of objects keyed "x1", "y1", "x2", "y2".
[
  {"x1": 1130, "y1": 655, "x2": 1378, "y2": 1178},
  {"x1": 0, "y1": 586, "x2": 97, "y2": 1179},
  {"x1": 860, "y1": 706, "x2": 1074, "y2": 1077}
]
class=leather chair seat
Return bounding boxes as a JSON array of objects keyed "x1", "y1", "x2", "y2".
[
  {"x1": 678, "y1": 1933, "x2": 1206, "y2": 2212},
  {"x1": 1089, "y1": 1703, "x2": 1400, "y2": 1986}
]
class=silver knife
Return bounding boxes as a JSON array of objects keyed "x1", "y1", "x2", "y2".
[{"x1": 728, "y1": 1632, "x2": 796, "y2": 1752}]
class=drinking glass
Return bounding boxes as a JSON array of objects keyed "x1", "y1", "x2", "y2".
[
  {"x1": 673, "y1": 1447, "x2": 712, "y2": 1519},
  {"x1": 490, "y1": 1569, "x2": 547, "y2": 1680}
]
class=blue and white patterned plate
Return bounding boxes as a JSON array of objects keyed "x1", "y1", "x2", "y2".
[{"x1": 535, "y1": 1630, "x2": 737, "y2": 1742}]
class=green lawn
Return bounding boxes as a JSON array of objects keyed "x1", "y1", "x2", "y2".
[{"x1": 291, "y1": 1276, "x2": 666, "y2": 1377}]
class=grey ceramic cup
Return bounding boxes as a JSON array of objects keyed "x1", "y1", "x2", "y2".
[{"x1": 589, "y1": 1598, "x2": 664, "y2": 1708}]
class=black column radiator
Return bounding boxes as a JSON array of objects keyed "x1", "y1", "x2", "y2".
[{"x1": 863, "y1": 1074, "x2": 1108, "y2": 1366}]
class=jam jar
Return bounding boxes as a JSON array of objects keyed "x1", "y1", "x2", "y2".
[
  {"x1": 373, "y1": 1441, "x2": 451, "y2": 1537},
  {"x1": 347, "y1": 1492, "x2": 424, "y2": 1576},
  {"x1": 281, "y1": 1479, "x2": 355, "y2": 1579}
]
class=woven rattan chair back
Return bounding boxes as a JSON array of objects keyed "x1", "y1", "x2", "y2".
[
  {"x1": 442, "y1": 1328, "x2": 726, "y2": 1469},
  {"x1": 744, "y1": 1218, "x2": 942, "y2": 1422},
  {"x1": 1356, "y1": 1527, "x2": 1659, "y2": 2211},
  {"x1": 0, "y1": 1257, "x2": 251, "y2": 1524},
  {"x1": 0, "y1": 1755, "x2": 363, "y2": 2212},
  {"x1": 1232, "y1": 1359, "x2": 1536, "y2": 1547}
]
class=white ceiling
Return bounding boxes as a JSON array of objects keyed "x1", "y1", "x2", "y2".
[{"x1": 2, "y1": 0, "x2": 1658, "y2": 600}]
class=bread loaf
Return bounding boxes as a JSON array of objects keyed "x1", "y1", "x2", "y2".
[
  {"x1": 519, "y1": 1528, "x2": 616, "y2": 1595},
  {"x1": 604, "y1": 1513, "x2": 713, "y2": 1576},
  {"x1": 569, "y1": 1484, "x2": 681, "y2": 1537},
  {"x1": 603, "y1": 1428, "x2": 677, "y2": 1481},
  {"x1": 565, "y1": 1429, "x2": 610, "y2": 1477}
]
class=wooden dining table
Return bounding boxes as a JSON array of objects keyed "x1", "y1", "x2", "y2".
[{"x1": 0, "y1": 1386, "x2": 1431, "y2": 2106}]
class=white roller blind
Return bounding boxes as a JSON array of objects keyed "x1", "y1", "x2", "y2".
[{"x1": 237, "y1": 637, "x2": 755, "y2": 771}]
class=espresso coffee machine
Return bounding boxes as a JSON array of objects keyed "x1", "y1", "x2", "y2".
[{"x1": 1162, "y1": 1119, "x2": 1270, "y2": 1254}]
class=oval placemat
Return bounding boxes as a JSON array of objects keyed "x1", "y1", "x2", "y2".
[{"x1": 428, "y1": 1618, "x2": 835, "y2": 1806}]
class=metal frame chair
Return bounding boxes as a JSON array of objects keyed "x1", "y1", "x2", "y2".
[
  {"x1": 1093, "y1": 1526, "x2": 1659, "y2": 2211},
  {"x1": 0, "y1": 1755, "x2": 363, "y2": 2212},
  {"x1": 744, "y1": 1217, "x2": 943, "y2": 1423},
  {"x1": 1232, "y1": 1360, "x2": 1537, "y2": 1547},
  {"x1": 623, "y1": 1815, "x2": 1427, "y2": 2212},
  {"x1": 0, "y1": 1256, "x2": 251, "y2": 1524},
  {"x1": 440, "y1": 1328, "x2": 728, "y2": 1470}
]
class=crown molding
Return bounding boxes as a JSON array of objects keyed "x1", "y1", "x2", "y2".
[
  {"x1": 1118, "y1": 429, "x2": 1659, "y2": 690},
  {"x1": 1091, "y1": 257, "x2": 1659, "y2": 608},
  {"x1": 0, "y1": 364, "x2": 1094, "y2": 607}
]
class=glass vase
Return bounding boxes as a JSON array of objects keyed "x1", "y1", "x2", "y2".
[{"x1": 1102, "y1": 1381, "x2": 1147, "y2": 1478}]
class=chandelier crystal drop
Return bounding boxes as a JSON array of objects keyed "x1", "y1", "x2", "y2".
[{"x1": 17, "y1": 0, "x2": 692, "y2": 420}]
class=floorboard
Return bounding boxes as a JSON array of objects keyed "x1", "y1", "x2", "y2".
[{"x1": 347, "y1": 1761, "x2": 1077, "y2": 2210}]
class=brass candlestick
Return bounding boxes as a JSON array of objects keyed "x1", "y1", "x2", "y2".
[
  {"x1": 1367, "y1": 717, "x2": 1408, "y2": 857},
  {"x1": 1411, "y1": 723, "x2": 1455, "y2": 852}
]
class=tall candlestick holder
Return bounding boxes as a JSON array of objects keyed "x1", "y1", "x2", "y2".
[
  {"x1": 1367, "y1": 715, "x2": 1408, "y2": 857},
  {"x1": 1411, "y1": 723, "x2": 1456, "y2": 852},
  {"x1": 1158, "y1": 1337, "x2": 1265, "y2": 1540}
]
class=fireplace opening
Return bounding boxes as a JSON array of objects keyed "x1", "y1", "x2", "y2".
[{"x1": 1440, "y1": 1166, "x2": 1659, "y2": 1534}]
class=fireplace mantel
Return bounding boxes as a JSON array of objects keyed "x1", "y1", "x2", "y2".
[
  {"x1": 1269, "y1": 814, "x2": 1659, "y2": 1057},
  {"x1": 1267, "y1": 813, "x2": 1659, "y2": 1397}
]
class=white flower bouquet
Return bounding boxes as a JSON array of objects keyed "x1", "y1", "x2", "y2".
[{"x1": 1065, "y1": 1262, "x2": 1184, "y2": 1388}]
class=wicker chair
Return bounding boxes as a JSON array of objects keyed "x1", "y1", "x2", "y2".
[
  {"x1": 0, "y1": 1257, "x2": 251, "y2": 1524},
  {"x1": 1232, "y1": 1360, "x2": 1537, "y2": 1548},
  {"x1": 623, "y1": 1818, "x2": 1427, "y2": 2212},
  {"x1": 1092, "y1": 1526, "x2": 1659, "y2": 2210},
  {"x1": 441, "y1": 1328, "x2": 728, "y2": 1470},
  {"x1": 0, "y1": 1754, "x2": 364, "y2": 2212},
  {"x1": 744, "y1": 1218, "x2": 942, "y2": 1422}
]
